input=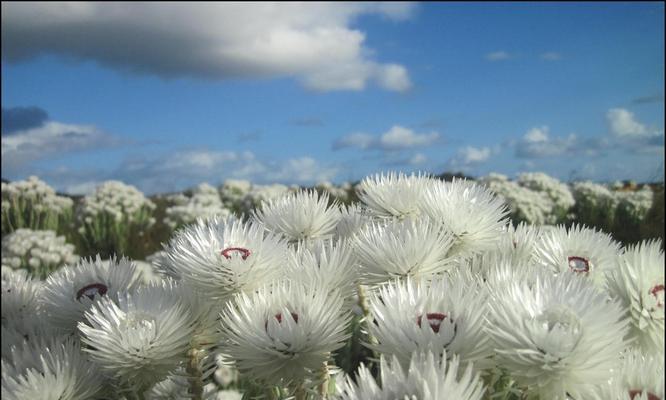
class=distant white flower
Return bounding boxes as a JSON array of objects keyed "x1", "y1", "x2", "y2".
[
  {"x1": 487, "y1": 272, "x2": 630, "y2": 399},
  {"x1": 356, "y1": 172, "x2": 433, "y2": 219},
  {"x1": 367, "y1": 277, "x2": 492, "y2": 370},
  {"x1": 353, "y1": 217, "x2": 455, "y2": 285},
  {"x1": 419, "y1": 179, "x2": 509, "y2": 258},
  {"x1": 220, "y1": 281, "x2": 350, "y2": 386},
  {"x1": 607, "y1": 239, "x2": 664, "y2": 354},
  {"x1": 2, "y1": 336, "x2": 105, "y2": 400},
  {"x1": 163, "y1": 183, "x2": 231, "y2": 230},
  {"x1": 40, "y1": 256, "x2": 140, "y2": 334},
  {"x1": 253, "y1": 189, "x2": 341, "y2": 243},
  {"x1": 78, "y1": 281, "x2": 197, "y2": 394},
  {"x1": 161, "y1": 216, "x2": 288, "y2": 300},
  {"x1": 534, "y1": 224, "x2": 622, "y2": 287},
  {"x1": 336, "y1": 350, "x2": 485, "y2": 400}
]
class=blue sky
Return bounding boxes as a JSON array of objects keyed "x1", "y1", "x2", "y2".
[{"x1": 1, "y1": 2, "x2": 664, "y2": 194}]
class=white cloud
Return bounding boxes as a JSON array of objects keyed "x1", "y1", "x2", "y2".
[
  {"x1": 448, "y1": 146, "x2": 492, "y2": 168},
  {"x1": 378, "y1": 125, "x2": 439, "y2": 150},
  {"x1": 1, "y1": 121, "x2": 119, "y2": 173},
  {"x1": 540, "y1": 52, "x2": 562, "y2": 61},
  {"x1": 485, "y1": 51, "x2": 511, "y2": 61},
  {"x1": 515, "y1": 126, "x2": 578, "y2": 158},
  {"x1": 607, "y1": 108, "x2": 648, "y2": 137},
  {"x1": 333, "y1": 125, "x2": 439, "y2": 151},
  {"x1": 1, "y1": 2, "x2": 413, "y2": 92}
]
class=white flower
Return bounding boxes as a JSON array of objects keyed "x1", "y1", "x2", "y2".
[
  {"x1": 353, "y1": 217, "x2": 455, "y2": 285},
  {"x1": 161, "y1": 216, "x2": 288, "y2": 300},
  {"x1": 367, "y1": 277, "x2": 492, "y2": 370},
  {"x1": 1, "y1": 270, "x2": 44, "y2": 342},
  {"x1": 497, "y1": 222, "x2": 542, "y2": 264},
  {"x1": 487, "y1": 272, "x2": 630, "y2": 399},
  {"x1": 335, "y1": 203, "x2": 372, "y2": 241},
  {"x1": 607, "y1": 239, "x2": 664, "y2": 354},
  {"x1": 1, "y1": 229, "x2": 79, "y2": 278},
  {"x1": 419, "y1": 179, "x2": 509, "y2": 258},
  {"x1": 40, "y1": 256, "x2": 140, "y2": 334},
  {"x1": 253, "y1": 189, "x2": 341, "y2": 243},
  {"x1": 164, "y1": 183, "x2": 231, "y2": 229},
  {"x1": 78, "y1": 281, "x2": 197, "y2": 394},
  {"x1": 534, "y1": 223, "x2": 622, "y2": 287},
  {"x1": 356, "y1": 171, "x2": 433, "y2": 219},
  {"x1": 220, "y1": 281, "x2": 350, "y2": 386},
  {"x1": 336, "y1": 350, "x2": 485, "y2": 400},
  {"x1": 287, "y1": 239, "x2": 358, "y2": 308},
  {"x1": 1, "y1": 337, "x2": 105, "y2": 400},
  {"x1": 598, "y1": 349, "x2": 664, "y2": 400}
]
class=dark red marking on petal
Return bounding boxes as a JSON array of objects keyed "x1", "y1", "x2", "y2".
[
  {"x1": 76, "y1": 283, "x2": 108, "y2": 301},
  {"x1": 649, "y1": 284, "x2": 664, "y2": 308},
  {"x1": 629, "y1": 389, "x2": 660, "y2": 400},
  {"x1": 416, "y1": 312, "x2": 447, "y2": 333},
  {"x1": 265, "y1": 312, "x2": 299, "y2": 331},
  {"x1": 567, "y1": 256, "x2": 590, "y2": 273},
  {"x1": 221, "y1": 247, "x2": 251, "y2": 260}
]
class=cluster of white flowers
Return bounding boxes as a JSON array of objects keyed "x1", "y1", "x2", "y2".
[
  {"x1": 315, "y1": 181, "x2": 353, "y2": 203},
  {"x1": 477, "y1": 173, "x2": 554, "y2": 225},
  {"x1": 1, "y1": 176, "x2": 74, "y2": 235},
  {"x1": 517, "y1": 172, "x2": 575, "y2": 222},
  {"x1": 1, "y1": 229, "x2": 79, "y2": 278},
  {"x1": 76, "y1": 181, "x2": 156, "y2": 256},
  {"x1": 615, "y1": 185, "x2": 654, "y2": 223},
  {"x1": 164, "y1": 183, "x2": 232, "y2": 230},
  {"x1": 1, "y1": 171, "x2": 664, "y2": 400},
  {"x1": 77, "y1": 181, "x2": 155, "y2": 224}
]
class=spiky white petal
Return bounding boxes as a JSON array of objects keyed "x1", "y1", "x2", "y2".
[
  {"x1": 487, "y1": 272, "x2": 630, "y2": 399},
  {"x1": 595, "y1": 349, "x2": 665, "y2": 400},
  {"x1": 78, "y1": 281, "x2": 197, "y2": 394},
  {"x1": 337, "y1": 350, "x2": 485, "y2": 400},
  {"x1": 220, "y1": 281, "x2": 350, "y2": 386},
  {"x1": 367, "y1": 277, "x2": 493, "y2": 371},
  {"x1": 161, "y1": 216, "x2": 288, "y2": 300},
  {"x1": 352, "y1": 217, "x2": 455, "y2": 285},
  {"x1": 1, "y1": 337, "x2": 105, "y2": 400},
  {"x1": 607, "y1": 239, "x2": 665, "y2": 354},
  {"x1": 419, "y1": 179, "x2": 509, "y2": 258},
  {"x1": 40, "y1": 256, "x2": 140, "y2": 334},
  {"x1": 534, "y1": 223, "x2": 622, "y2": 287},
  {"x1": 253, "y1": 190, "x2": 341, "y2": 243}
]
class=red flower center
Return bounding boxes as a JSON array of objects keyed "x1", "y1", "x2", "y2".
[
  {"x1": 629, "y1": 390, "x2": 660, "y2": 400},
  {"x1": 265, "y1": 312, "x2": 299, "y2": 331},
  {"x1": 567, "y1": 256, "x2": 590, "y2": 273},
  {"x1": 416, "y1": 312, "x2": 448, "y2": 333},
  {"x1": 649, "y1": 284, "x2": 664, "y2": 308},
  {"x1": 76, "y1": 283, "x2": 108, "y2": 301},
  {"x1": 221, "y1": 247, "x2": 251, "y2": 260}
]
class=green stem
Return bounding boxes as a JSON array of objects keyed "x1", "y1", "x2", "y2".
[{"x1": 186, "y1": 347, "x2": 203, "y2": 400}]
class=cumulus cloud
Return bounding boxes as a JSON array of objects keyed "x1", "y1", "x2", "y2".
[
  {"x1": 2, "y1": 106, "x2": 49, "y2": 135},
  {"x1": 1, "y1": 2, "x2": 413, "y2": 92},
  {"x1": 334, "y1": 125, "x2": 439, "y2": 151},
  {"x1": 1, "y1": 119, "x2": 121, "y2": 175},
  {"x1": 540, "y1": 52, "x2": 562, "y2": 61},
  {"x1": 607, "y1": 108, "x2": 648, "y2": 137},
  {"x1": 447, "y1": 146, "x2": 492, "y2": 169},
  {"x1": 485, "y1": 51, "x2": 511, "y2": 61},
  {"x1": 515, "y1": 126, "x2": 578, "y2": 158}
]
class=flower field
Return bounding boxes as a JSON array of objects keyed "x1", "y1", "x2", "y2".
[{"x1": 1, "y1": 172, "x2": 664, "y2": 400}]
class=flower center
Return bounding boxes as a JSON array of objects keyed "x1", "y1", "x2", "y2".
[
  {"x1": 649, "y1": 284, "x2": 664, "y2": 309},
  {"x1": 221, "y1": 247, "x2": 251, "y2": 260},
  {"x1": 629, "y1": 390, "x2": 660, "y2": 400},
  {"x1": 76, "y1": 283, "x2": 108, "y2": 301},
  {"x1": 567, "y1": 256, "x2": 590, "y2": 273},
  {"x1": 264, "y1": 312, "x2": 299, "y2": 331},
  {"x1": 416, "y1": 312, "x2": 447, "y2": 333}
]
